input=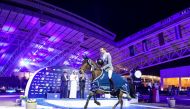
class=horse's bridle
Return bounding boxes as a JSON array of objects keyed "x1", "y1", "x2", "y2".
[
  {"x1": 87, "y1": 59, "x2": 96, "y2": 72},
  {"x1": 80, "y1": 59, "x2": 99, "y2": 75},
  {"x1": 80, "y1": 59, "x2": 95, "y2": 74}
]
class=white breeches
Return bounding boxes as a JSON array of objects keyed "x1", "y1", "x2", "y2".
[{"x1": 108, "y1": 70, "x2": 113, "y2": 79}]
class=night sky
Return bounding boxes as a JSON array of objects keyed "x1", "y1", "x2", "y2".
[
  {"x1": 41, "y1": 0, "x2": 190, "y2": 75},
  {"x1": 43, "y1": 0, "x2": 190, "y2": 41}
]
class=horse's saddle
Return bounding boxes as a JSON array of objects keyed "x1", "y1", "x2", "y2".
[{"x1": 91, "y1": 70, "x2": 129, "y2": 93}]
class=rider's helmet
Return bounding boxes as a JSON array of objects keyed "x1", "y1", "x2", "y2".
[{"x1": 96, "y1": 59, "x2": 104, "y2": 66}]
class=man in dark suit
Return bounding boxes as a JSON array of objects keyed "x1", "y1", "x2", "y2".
[
  {"x1": 60, "y1": 72, "x2": 69, "y2": 98},
  {"x1": 79, "y1": 74, "x2": 86, "y2": 99}
]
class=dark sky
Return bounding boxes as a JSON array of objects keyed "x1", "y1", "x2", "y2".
[{"x1": 43, "y1": 0, "x2": 190, "y2": 41}]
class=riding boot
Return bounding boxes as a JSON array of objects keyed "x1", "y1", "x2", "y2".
[{"x1": 109, "y1": 79, "x2": 115, "y2": 94}]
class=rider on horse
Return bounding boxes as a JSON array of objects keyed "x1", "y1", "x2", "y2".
[
  {"x1": 98, "y1": 47, "x2": 115, "y2": 94},
  {"x1": 80, "y1": 55, "x2": 132, "y2": 109}
]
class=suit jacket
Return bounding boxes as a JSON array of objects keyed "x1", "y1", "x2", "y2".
[
  {"x1": 79, "y1": 77, "x2": 86, "y2": 88},
  {"x1": 61, "y1": 74, "x2": 68, "y2": 86},
  {"x1": 101, "y1": 52, "x2": 113, "y2": 71}
]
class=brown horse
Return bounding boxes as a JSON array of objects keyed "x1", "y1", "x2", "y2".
[{"x1": 79, "y1": 58, "x2": 131, "y2": 109}]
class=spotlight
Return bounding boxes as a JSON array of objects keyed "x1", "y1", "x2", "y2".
[
  {"x1": 20, "y1": 59, "x2": 30, "y2": 66},
  {"x1": 2, "y1": 25, "x2": 15, "y2": 33},
  {"x1": 134, "y1": 70, "x2": 142, "y2": 78},
  {"x1": 130, "y1": 69, "x2": 142, "y2": 85}
]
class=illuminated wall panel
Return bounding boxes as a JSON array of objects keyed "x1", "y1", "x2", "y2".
[{"x1": 25, "y1": 66, "x2": 91, "y2": 98}]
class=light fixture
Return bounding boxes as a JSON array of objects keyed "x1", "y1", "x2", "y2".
[
  {"x1": 2, "y1": 25, "x2": 15, "y2": 33},
  {"x1": 134, "y1": 70, "x2": 142, "y2": 78},
  {"x1": 20, "y1": 59, "x2": 30, "y2": 66}
]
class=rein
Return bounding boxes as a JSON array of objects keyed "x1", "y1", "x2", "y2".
[
  {"x1": 87, "y1": 59, "x2": 102, "y2": 80},
  {"x1": 87, "y1": 59, "x2": 98, "y2": 72}
]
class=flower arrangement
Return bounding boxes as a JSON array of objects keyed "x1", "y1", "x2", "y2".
[
  {"x1": 20, "y1": 95, "x2": 36, "y2": 104},
  {"x1": 26, "y1": 99, "x2": 37, "y2": 109},
  {"x1": 20, "y1": 95, "x2": 27, "y2": 100},
  {"x1": 26, "y1": 99, "x2": 36, "y2": 103}
]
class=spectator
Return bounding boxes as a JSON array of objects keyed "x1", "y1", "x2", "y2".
[
  {"x1": 69, "y1": 71, "x2": 78, "y2": 98},
  {"x1": 60, "y1": 72, "x2": 69, "y2": 98},
  {"x1": 79, "y1": 73, "x2": 86, "y2": 99}
]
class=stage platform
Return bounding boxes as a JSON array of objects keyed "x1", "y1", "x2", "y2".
[{"x1": 35, "y1": 98, "x2": 138, "y2": 109}]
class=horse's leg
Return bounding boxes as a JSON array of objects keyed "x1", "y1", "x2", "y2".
[
  {"x1": 112, "y1": 90, "x2": 123, "y2": 109},
  {"x1": 112, "y1": 95, "x2": 119, "y2": 109},
  {"x1": 93, "y1": 90, "x2": 105, "y2": 106},
  {"x1": 93, "y1": 91, "x2": 101, "y2": 105},
  {"x1": 119, "y1": 92, "x2": 124, "y2": 109},
  {"x1": 84, "y1": 91, "x2": 94, "y2": 109}
]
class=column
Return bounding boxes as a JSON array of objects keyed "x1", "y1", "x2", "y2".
[
  {"x1": 175, "y1": 25, "x2": 182, "y2": 39},
  {"x1": 142, "y1": 40, "x2": 148, "y2": 52},
  {"x1": 129, "y1": 45, "x2": 135, "y2": 56},
  {"x1": 179, "y1": 77, "x2": 181, "y2": 91},
  {"x1": 158, "y1": 32, "x2": 165, "y2": 46},
  {"x1": 160, "y1": 78, "x2": 164, "y2": 91}
]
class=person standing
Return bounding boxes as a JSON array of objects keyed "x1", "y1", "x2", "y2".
[
  {"x1": 154, "y1": 82, "x2": 160, "y2": 102},
  {"x1": 79, "y1": 74, "x2": 86, "y2": 99},
  {"x1": 147, "y1": 82, "x2": 152, "y2": 103},
  {"x1": 69, "y1": 71, "x2": 78, "y2": 98},
  {"x1": 60, "y1": 72, "x2": 69, "y2": 98}
]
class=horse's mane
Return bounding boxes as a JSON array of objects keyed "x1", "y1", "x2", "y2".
[
  {"x1": 83, "y1": 58, "x2": 101, "y2": 70},
  {"x1": 91, "y1": 59, "x2": 101, "y2": 70}
]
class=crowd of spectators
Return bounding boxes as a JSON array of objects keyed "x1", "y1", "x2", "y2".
[{"x1": 0, "y1": 75, "x2": 28, "y2": 94}]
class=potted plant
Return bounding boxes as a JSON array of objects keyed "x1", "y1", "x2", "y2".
[
  {"x1": 26, "y1": 99, "x2": 37, "y2": 109},
  {"x1": 20, "y1": 95, "x2": 27, "y2": 107},
  {"x1": 167, "y1": 97, "x2": 175, "y2": 108},
  {"x1": 20, "y1": 95, "x2": 27, "y2": 100}
]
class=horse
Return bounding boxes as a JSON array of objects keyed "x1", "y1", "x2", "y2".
[{"x1": 79, "y1": 58, "x2": 132, "y2": 109}]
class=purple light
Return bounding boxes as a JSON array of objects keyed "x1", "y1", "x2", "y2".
[
  {"x1": 35, "y1": 57, "x2": 42, "y2": 61},
  {"x1": 63, "y1": 60, "x2": 70, "y2": 65},
  {"x1": 33, "y1": 53, "x2": 37, "y2": 55},
  {"x1": 69, "y1": 54, "x2": 78, "y2": 59},
  {"x1": 0, "y1": 66, "x2": 3, "y2": 71},
  {"x1": 20, "y1": 59, "x2": 30, "y2": 66},
  {"x1": 48, "y1": 36, "x2": 60, "y2": 42},
  {"x1": 64, "y1": 51, "x2": 89, "y2": 67},
  {"x1": 35, "y1": 86, "x2": 39, "y2": 89},
  {"x1": 2, "y1": 25, "x2": 15, "y2": 33},
  {"x1": 14, "y1": 68, "x2": 20, "y2": 72},
  {"x1": 38, "y1": 52, "x2": 46, "y2": 56},
  {"x1": 0, "y1": 42, "x2": 8, "y2": 46},
  {"x1": 0, "y1": 49, "x2": 6, "y2": 53},
  {"x1": 48, "y1": 36, "x2": 56, "y2": 42},
  {"x1": 1, "y1": 53, "x2": 6, "y2": 59},
  {"x1": 48, "y1": 47, "x2": 54, "y2": 52},
  {"x1": 54, "y1": 37, "x2": 60, "y2": 42},
  {"x1": 43, "y1": 42, "x2": 46, "y2": 45},
  {"x1": 46, "y1": 22, "x2": 54, "y2": 29},
  {"x1": 84, "y1": 51, "x2": 89, "y2": 55},
  {"x1": 6, "y1": 89, "x2": 16, "y2": 93},
  {"x1": 31, "y1": 17, "x2": 39, "y2": 25},
  {"x1": 76, "y1": 62, "x2": 82, "y2": 64}
]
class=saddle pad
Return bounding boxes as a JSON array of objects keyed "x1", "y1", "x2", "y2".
[{"x1": 91, "y1": 70, "x2": 129, "y2": 93}]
